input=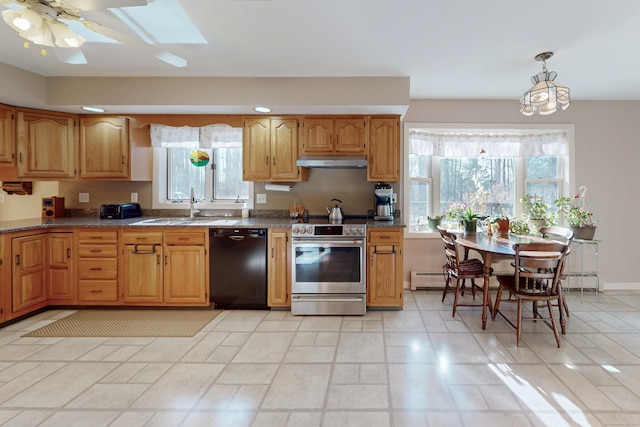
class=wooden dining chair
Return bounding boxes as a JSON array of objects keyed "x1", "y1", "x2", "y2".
[
  {"x1": 540, "y1": 226, "x2": 573, "y2": 323},
  {"x1": 492, "y1": 242, "x2": 569, "y2": 347},
  {"x1": 437, "y1": 226, "x2": 491, "y2": 317}
]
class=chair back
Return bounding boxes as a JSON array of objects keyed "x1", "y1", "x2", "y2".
[
  {"x1": 539, "y1": 226, "x2": 574, "y2": 245},
  {"x1": 512, "y1": 242, "x2": 569, "y2": 296},
  {"x1": 437, "y1": 226, "x2": 458, "y2": 266}
]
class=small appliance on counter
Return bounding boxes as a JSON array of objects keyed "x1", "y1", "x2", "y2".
[
  {"x1": 42, "y1": 196, "x2": 65, "y2": 218},
  {"x1": 374, "y1": 182, "x2": 394, "y2": 221},
  {"x1": 100, "y1": 203, "x2": 142, "y2": 219}
]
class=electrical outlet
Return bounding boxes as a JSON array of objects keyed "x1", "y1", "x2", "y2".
[
  {"x1": 257, "y1": 193, "x2": 267, "y2": 204},
  {"x1": 131, "y1": 192, "x2": 138, "y2": 203},
  {"x1": 79, "y1": 193, "x2": 89, "y2": 203},
  {"x1": 0, "y1": 192, "x2": 5, "y2": 203}
]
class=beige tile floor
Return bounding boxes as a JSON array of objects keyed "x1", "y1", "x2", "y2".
[{"x1": 0, "y1": 290, "x2": 639, "y2": 426}]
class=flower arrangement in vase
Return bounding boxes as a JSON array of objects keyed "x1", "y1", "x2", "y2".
[{"x1": 521, "y1": 194, "x2": 557, "y2": 234}]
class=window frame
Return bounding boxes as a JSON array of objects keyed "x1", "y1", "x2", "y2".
[
  {"x1": 402, "y1": 123, "x2": 575, "y2": 239},
  {"x1": 152, "y1": 147, "x2": 254, "y2": 210}
]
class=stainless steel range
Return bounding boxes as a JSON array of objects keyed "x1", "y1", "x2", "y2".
[{"x1": 291, "y1": 219, "x2": 367, "y2": 315}]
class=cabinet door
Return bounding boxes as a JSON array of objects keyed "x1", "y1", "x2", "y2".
[
  {"x1": 270, "y1": 118, "x2": 300, "y2": 181},
  {"x1": 48, "y1": 232, "x2": 74, "y2": 301},
  {"x1": 80, "y1": 117, "x2": 129, "y2": 179},
  {"x1": 12, "y1": 234, "x2": 47, "y2": 313},
  {"x1": 268, "y1": 229, "x2": 290, "y2": 307},
  {"x1": 243, "y1": 117, "x2": 271, "y2": 180},
  {"x1": 0, "y1": 105, "x2": 15, "y2": 165},
  {"x1": 301, "y1": 118, "x2": 333, "y2": 153},
  {"x1": 367, "y1": 229, "x2": 403, "y2": 307},
  {"x1": 334, "y1": 118, "x2": 366, "y2": 153},
  {"x1": 164, "y1": 245, "x2": 206, "y2": 304},
  {"x1": 122, "y1": 244, "x2": 163, "y2": 303},
  {"x1": 17, "y1": 110, "x2": 76, "y2": 178},
  {"x1": 368, "y1": 117, "x2": 400, "y2": 181}
]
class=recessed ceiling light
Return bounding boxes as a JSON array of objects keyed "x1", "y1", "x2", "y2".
[
  {"x1": 82, "y1": 106, "x2": 105, "y2": 113},
  {"x1": 254, "y1": 106, "x2": 271, "y2": 113}
]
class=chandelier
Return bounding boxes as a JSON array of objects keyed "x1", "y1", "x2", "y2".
[
  {"x1": 2, "y1": 3, "x2": 85, "y2": 56},
  {"x1": 520, "y1": 52, "x2": 570, "y2": 116}
]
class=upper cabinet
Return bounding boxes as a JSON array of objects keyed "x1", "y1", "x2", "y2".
[
  {"x1": 243, "y1": 117, "x2": 308, "y2": 182},
  {"x1": 301, "y1": 117, "x2": 366, "y2": 154},
  {"x1": 16, "y1": 109, "x2": 76, "y2": 179},
  {"x1": 368, "y1": 117, "x2": 400, "y2": 182},
  {"x1": 79, "y1": 117, "x2": 130, "y2": 179},
  {"x1": 0, "y1": 104, "x2": 15, "y2": 165}
]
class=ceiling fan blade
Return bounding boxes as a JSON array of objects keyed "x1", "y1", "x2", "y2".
[
  {"x1": 82, "y1": 19, "x2": 187, "y2": 67},
  {"x1": 58, "y1": 0, "x2": 150, "y2": 12},
  {"x1": 52, "y1": 45, "x2": 87, "y2": 64}
]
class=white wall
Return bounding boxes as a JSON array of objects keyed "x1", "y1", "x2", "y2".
[{"x1": 403, "y1": 99, "x2": 640, "y2": 289}]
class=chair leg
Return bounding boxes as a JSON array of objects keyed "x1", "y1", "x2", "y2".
[
  {"x1": 452, "y1": 277, "x2": 462, "y2": 317},
  {"x1": 516, "y1": 299, "x2": 522, "y2": 347},
  {"x1": 492, "y1": 286, "x2": 503, "y2": 320},
  {"x1": 547, "y1": 300, "x2": 561, "y2": 348},
  {"x1": 557, "y1": 290, "x2": 566, "y2": 335},
  {"x1": 441, "y1": 269, "x2": 451, "y2": 302}
]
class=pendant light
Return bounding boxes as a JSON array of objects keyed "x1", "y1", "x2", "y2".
[{"x1": 520, "y1": 52, "x2": 570, "y2": 116}]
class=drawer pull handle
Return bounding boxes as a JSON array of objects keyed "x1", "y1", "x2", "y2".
[
  {"x1": 131, "y1": 243, "x2": 159, "y2": 254},
  {"x1": 178, "y1": 237, "x2": 189, "y2": 240},
  {"x1": 90, "y1": 289, "x2": 103, "y2": 293},
  {"x1": 90, "y1": 267, "x2": 102, "y2": 271},
  {"x1": 89, "y1": 236, "x2": 103, "y2": 240},
  {"x1": 90, "y1": 249, "x2": 102, "y2": 253}
]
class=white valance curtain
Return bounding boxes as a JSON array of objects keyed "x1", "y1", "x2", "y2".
[
  {"x1": 409, "y1": 129, "x2": 568, "y2": 157},
  {"x1": 150, "y1": 124, "x2": 243, "y2": 149}
]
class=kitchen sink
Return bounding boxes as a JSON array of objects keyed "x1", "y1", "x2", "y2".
[{"x1": 132, "y1": 218, "x2": 238, "y2": 226}]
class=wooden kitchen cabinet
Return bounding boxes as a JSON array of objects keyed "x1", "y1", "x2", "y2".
[
  {"x1": 47, "y1": 231, "x2": 74, "y2": 304},
  {"x1": 76, "y1": 229, "x2": 119, "y2": 304},
  {"x1": 11, "y1": 233, "x2": 48, "y2": 314},
  {"x1": 121, "y1": 231, "x2": 163, "y2": 304},
  {"x1": 268, "y1": 228, "x2": 290, "y2": 307},
  {"x1": 367, "y1": 228, "x2": 403, "y2": 307},
  {"x1": 16, "y1": 109, "x2": 76, "y2": 179},
  {"x1": 301, "y1": 117, "x2": 366, "y2": 154},
  {"x1": 243, "y1": 117, "x2": 307, "y2": 182},
  {"x1": 79, "y1": 116, "x2": 129, "y2": 179},
  {"x1": 0, "y1": 104, "x2": 15, "y2": 165},
  {"x1": 368, "y1": 116, "x2": 400, "y2": 182},
  {"x1": 163, "y1": 230, "x2": 208, "y2": 305}
]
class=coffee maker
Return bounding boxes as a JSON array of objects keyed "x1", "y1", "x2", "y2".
[{"x1": 374, "y1": 182, "x2": 394, "y2": 221}]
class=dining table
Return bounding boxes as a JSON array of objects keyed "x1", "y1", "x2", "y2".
[{"x1": 452, "y1": 231, "x2": 552, "y2": 330}]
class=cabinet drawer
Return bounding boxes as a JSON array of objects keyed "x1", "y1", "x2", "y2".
[
  {"x1": 164, "y1": 231, "x2": 205, "y2": 246},
  {"x1": 78, "y1": 280, "x2": 118, "y2": 301},
  {"x1": 122, "y1": 232, "x2": 163, "y2": 245},
  {"x1": 77, "y1": 230, "x2": 118, "y2": 244},
  {"x1": 368, "y1": 230, "x2": 402, "y2": 245},
  {"x1": 77, "y1": 259, "x2": 117, "y2": 279},
  {"x1": 78, "y1": 244, "x2": 118, "y2": 258}
]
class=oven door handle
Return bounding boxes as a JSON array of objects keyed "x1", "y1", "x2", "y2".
[
  {"x1": 292, "y1": 296, "x2": 364, "y2": 302},
  {"x1": 292, "y1": 238, "x2": 364, "y2": 245}
]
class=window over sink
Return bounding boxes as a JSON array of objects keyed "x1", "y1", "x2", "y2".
[{"x1": 151, "y1": 123, "x2": 253, "y2": 210}]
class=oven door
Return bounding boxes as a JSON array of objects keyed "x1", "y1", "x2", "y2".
[{"x1": 291, "y1": 237, "x2": 366, "y2": 295}]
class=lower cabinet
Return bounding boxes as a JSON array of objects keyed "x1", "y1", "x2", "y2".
[
  {"x1": 122, "y1": 229, "x2": 208, "y2": 306},
  {"x1": 11, "y1": 233, "x2": 48, "y2": 314},
  {"x1": 76, "y1": 229, "x2": 119, "y2": 304},
  {"x1": 267, "y1": 228, "x2": 290, "y2": 307},
  {"x1": 367, "y1": 228, "x2": 404, "y2": 307},
  {"x1": 47, "y1": 231, "x2": 74, "y2": 304}
]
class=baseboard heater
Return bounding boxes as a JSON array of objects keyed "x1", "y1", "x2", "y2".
[{"x1": 410, "y1": 271, "x2": 444, "y2": 290}]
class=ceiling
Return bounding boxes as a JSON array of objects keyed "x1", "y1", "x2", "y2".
[{"x1": 1, "y1": 0, "x2": 640, "y2": 114}]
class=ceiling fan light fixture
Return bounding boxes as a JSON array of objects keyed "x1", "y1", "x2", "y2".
[
  {"x1": 49, "y1": 20, "x2": 85, "y2": 48},
  {"x1": 2, "y1": 8, "x2": 43, "y2": 35},
  {"x1": 519, "y1": 52, "x2": 570, "y2": 116}
]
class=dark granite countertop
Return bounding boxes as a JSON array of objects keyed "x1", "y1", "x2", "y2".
[{"x1": 0, "y1": 216, "x2": 405, "y2": 234}]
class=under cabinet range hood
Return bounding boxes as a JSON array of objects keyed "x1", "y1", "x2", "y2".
[{"x1": 296, "y1": 155, "x2": 368, "y2": 169}]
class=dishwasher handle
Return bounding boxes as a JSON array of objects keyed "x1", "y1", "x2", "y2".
[{"x1": 229, "y1": 235, "x2": 245, "y2": 241}]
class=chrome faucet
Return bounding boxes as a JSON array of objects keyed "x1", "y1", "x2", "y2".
[{"x1": 189, "y1": 187, "x2": 200, "y2": 219}]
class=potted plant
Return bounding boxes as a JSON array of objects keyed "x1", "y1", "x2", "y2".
[
  {"x1": 509, "y1": 218, "x2": 530, "y2": 235},
  {"x1": 459, "y1": 206, "x2": 486, "y2": 233},
  {"x1": 487, "y1": 214, "x2": 510, "y2": 235},
  {"x1": 521, "y1": 194, "x2": 556, "y2": 234},
  {"x1": 554, "y1": 191, "x2": 597, "y2": 239},
  {"x1": 427, "y1": 214, "x2": 443, "y2": 229}
]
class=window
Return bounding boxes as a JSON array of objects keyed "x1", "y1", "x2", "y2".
[
  {"x1": 403, "y1": 124, "x2": 574, "y2": 236},
  {"x1": 151, "y1": 124, "x2": 253, "y2": 210}
]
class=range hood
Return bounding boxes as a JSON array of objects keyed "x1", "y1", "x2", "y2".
[{"x1": 296, "y1": 155, "x2": 368, "y2": 169}]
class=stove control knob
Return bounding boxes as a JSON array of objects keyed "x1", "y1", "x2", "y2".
[
  {"x1": 307, "y1": 226, "x2": 314, "y2": 234},
  {"x1": 292, "y1": 227, "x2": 298, "y2": 234}
]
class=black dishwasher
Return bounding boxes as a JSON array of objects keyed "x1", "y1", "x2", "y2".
[{"x1": 209, "y1": 228, "x2": 268, "y2": 309}]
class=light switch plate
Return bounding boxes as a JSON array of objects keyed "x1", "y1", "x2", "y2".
[
  {"x1": 131, "y1": 192, "x2": 138, "y2": 203},
  {"x1": 79, "y1": 193, "x2": 89, "y2": 203},
  {"x1": 257, "y1": 194, "x2": 267, "y2": 204}
]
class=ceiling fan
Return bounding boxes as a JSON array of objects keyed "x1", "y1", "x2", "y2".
[{"x1": 0, "y1": 0, "x2": 187, "y2": 67}]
